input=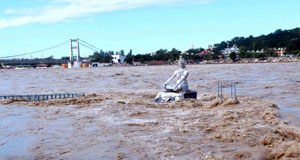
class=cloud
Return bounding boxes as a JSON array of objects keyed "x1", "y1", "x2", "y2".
[{"x1": 0, "y1": 0, "x2": 215, "y2": 29}]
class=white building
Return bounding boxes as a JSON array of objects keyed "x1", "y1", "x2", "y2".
[
  {"x1": 91, "y1": 62, "x2": 112, "y2": 67},
  {"x1": 112, "y1": 55, "x2": 126, "y2": 63},
  {"x1": 221, "y1": 44, "x2": 239, "y2": 58},
  {"x1": 190, "y1": 44, "x2": 194, "y2": 49},
  {"x1": 273, "y1": 48, "x2": 286, "y2": 57}
]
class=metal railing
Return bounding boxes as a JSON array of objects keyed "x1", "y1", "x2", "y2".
[
  {"x1": 218, "y1": 81, "x2": 238, "y2": 101},
  {"x1": 0, "y1": 93, "x2": 84, "y2": 101}
]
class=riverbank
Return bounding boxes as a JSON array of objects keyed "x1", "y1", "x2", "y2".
[
  {"x1": 198, "y1": 57, "x2": 300, "y2": 65},
  {"x1": 1, "y1": 57, "x2": 299, "y2": 69}
]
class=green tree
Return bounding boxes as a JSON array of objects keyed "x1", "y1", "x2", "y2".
[
  {"x1": 239, "y1": 45, "x2": 247, "y2": 58},
  {"x1": 90, "y1": 52, "x2": 101, "y2": 62},
  {"x1": 229, "y1": 52, "x2": 237, "y2": 61},
  {"x1": 168, "y1": 48, "x2": 181, "y2": 61},
  {"x1": 125, "y1": 49, "x2": 134, "y2": 64},
  {"x1": 103, "y1": 52, "x2": 112, "y2": 63},
  {"x1": 120, "y1": 50, "x2": 125, "y2": 56},
  {"x1": 297, "y1": 51, "x2": 300, "y2": 57},
  {"x1": 89, "y1": 50, "x2": 112, "y2": 63},
  {"x1": 46, "y1": 55, "x2": 54, "y2": 59},
  {"x1": 154, "y1": 49, "x2": 168, "y2": 61},
  {"x1": 61, "y1": 56, "x2": 70, "y2": 60},
  {"x1": 212, "y1": 53, "x2": 220, "y2": 60}
]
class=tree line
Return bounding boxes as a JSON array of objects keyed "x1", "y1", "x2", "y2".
[
  {"x1": 87, "y1": 27, "x2": 300, "y2": 63},
  {"x1": 217, "y1": 28, "x2": 300, "y2": 59},
  {"x1": 88, "y1": 48, "x2": 220, "y2": 63}
]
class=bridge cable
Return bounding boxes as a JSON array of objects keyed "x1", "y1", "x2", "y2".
[
  {"x1": 79, "y1": 39, "x2": 101, "y2": 51},
  {"x1": 0, "y1": 40, "x2": 69, "y2": 59},
  {"x1": 79, "y1": 42, "x2": 99, "y2": 52}
]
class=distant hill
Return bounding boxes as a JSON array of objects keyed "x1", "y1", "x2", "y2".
[{"x1": 214, "y1": 28, "x2": 300, "y2": 55}]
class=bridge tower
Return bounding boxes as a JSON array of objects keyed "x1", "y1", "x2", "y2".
[
  {"x1": 69, "y1": 38, "x2": 81, "y2": 68},
  {"x1": 70, "y1": 39, "x2": 80, "y2": 61}
]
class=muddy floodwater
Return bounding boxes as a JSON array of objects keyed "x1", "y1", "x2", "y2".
[{"x1": 0, "y1": 63, "x2": 300, "y2": 159}]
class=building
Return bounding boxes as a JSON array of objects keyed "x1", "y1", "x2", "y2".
[
  {"x1": 112, "y1": 55, "x2": 126, "y2": 64},
  {"x1": 221, "y1": 44, "x2": 239, "y2": 58},
  {"x1": 190, "y1": 44, "x2": 194, "y2": 49},
  {"x1": 91, "y1": 62, "x2": 111, "y2": 67},
  {"x1": 273, "y1": 48, "x2": 286, "y2": 57},
  {"x1": 202, "y1": 45, "x2": 215, "y2": 55},
  {"x1": 246, "y1": 49, "x2": 264, "y2": 54}
]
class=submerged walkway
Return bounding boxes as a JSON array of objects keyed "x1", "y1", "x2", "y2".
[{"x1": 0, "y1": 93, "x2": 84, "y2": 101}]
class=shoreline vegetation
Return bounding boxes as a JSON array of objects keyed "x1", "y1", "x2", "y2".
[
  {"x1": 1, "y1": 57, "x2": 299, "y2": 69},
  {"x1": 126, "y1": 57, "x2": 300, "y2": 66},
  {"x1": 88, "y1": 28, "x2": 300, "y2": 65},
  {"x1": 1, "y1": 28, "x2": 300, "y2": 68}
]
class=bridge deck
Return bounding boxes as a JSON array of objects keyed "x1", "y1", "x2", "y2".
[{"x1": 0, "y1": 59, "x2": 69, "y2": 65}]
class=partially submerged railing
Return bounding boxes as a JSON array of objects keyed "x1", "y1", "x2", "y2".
[
  {"x1": 218, "y1": 81, "x2": 238, "y2": 101},
  {"x1": 0, "y1": 93, "x2": 85, "y2": 101}
]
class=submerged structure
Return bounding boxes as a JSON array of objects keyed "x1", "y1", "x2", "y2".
[{"x1": 155, "y1": 56, "x2": 197, "y2": 103}]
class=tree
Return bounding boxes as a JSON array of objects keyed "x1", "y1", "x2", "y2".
[
  {"x1": 297, "y1": 51, "x2": 300, "y2": 57},
  {"x1": 90, "y1": 52, "x2": 101, "y2": 62},
  {"x1": 89, "y1": 50, "x2": 113, "y2": 63},
  {"x1": 125, "y1": 49, "x2": 134, "y2": 64},
  {"x1": 168, "y1": 48, "x2": 181, "y2": 61},
  {"x1": 104, "y1": 53, "x2": 113, "y2": 63},
  {"x1": 154, "y1": 49, "x2": 168, "y2": 61},
  {"x1": 239, "y1": 45, "x2": 247, "y2": 58},
  {"x1": 120, "y1": 50, "x2": 125, "y2": 56},
  {"x1": 212, "y1": 53, "x2": 220, "y2": 60},
  {"x1": 229, "y1": 52, "x2": 237, "y2": 61},
  {"x1": 46, "y1": 55, "x2": 54, "y2": 59},
  {"x1": 61, "y1": 56, "x2": 70, "y2": 60},
  {"x1": 133, "y1": 54, "x2": 153, "y2": 63}
]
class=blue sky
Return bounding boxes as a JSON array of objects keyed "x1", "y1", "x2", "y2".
[{"x1": 0, "y1": 0, "x2": 299, "y2": 58}]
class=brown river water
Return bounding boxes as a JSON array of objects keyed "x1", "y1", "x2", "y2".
[{"x1": 0, "y1": 63, "x2": 300, "y2": 159}]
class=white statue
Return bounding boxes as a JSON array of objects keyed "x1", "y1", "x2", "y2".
[
  {"x1": 163, "y1": 56, "x2": 189, "y2": 92},
  {"x1": 155, "y1": 56, "x2": 196, "y2": 103}
]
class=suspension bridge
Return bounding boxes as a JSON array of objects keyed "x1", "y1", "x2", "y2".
[{"x1": 0, "y1": 39, "x2": 101, "y2": 67}]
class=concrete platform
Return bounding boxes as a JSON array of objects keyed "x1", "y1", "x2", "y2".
[
  {"x1": 183, "y1": 90, "x2": 197, "y2": 99},
  {"x1": 155, "y1": 90, "x2": 197, "y2": 103}
]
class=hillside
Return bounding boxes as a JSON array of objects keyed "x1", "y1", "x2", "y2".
[{"x1": 214, "y1": 28, "x2": 300, "y2": 55}]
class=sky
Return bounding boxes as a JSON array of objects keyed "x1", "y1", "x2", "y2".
[{"x1": 0, "y1": 0, "x2": 300, "y2": 58}]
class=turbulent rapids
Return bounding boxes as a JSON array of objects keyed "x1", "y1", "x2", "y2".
[{"x1": 0, "y1": 63, "x2": 300, "y2": 159}]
